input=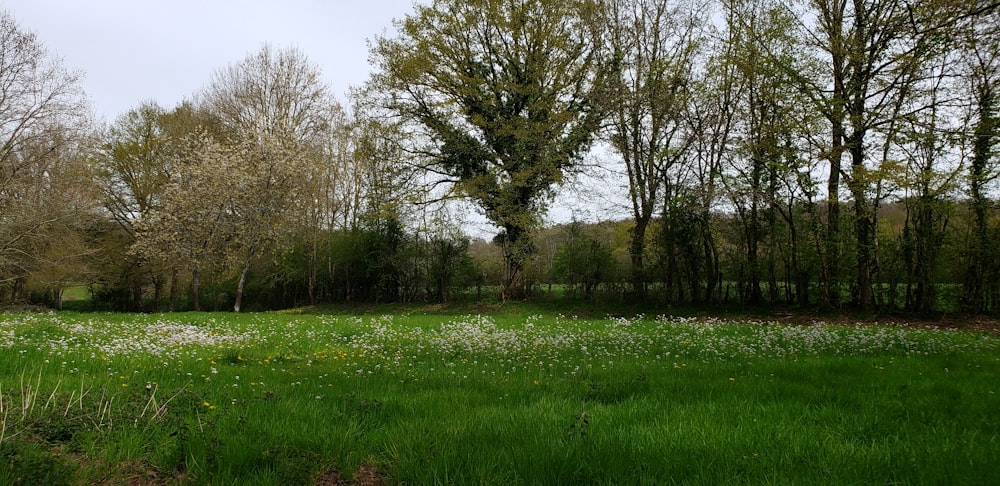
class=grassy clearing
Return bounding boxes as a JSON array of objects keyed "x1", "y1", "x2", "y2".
[{"x1": 0, "y1": 311, "x2": 997, "y2": 484}]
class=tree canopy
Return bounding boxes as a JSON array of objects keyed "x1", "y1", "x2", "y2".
[{"x1": 369, "y1": 0, "x2": 611, "y2": 300}]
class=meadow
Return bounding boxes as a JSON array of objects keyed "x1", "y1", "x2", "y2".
[{"x1": 0, "y1": 310, "x2": 997, "y2": 485}]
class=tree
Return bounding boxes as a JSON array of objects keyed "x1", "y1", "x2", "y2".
[
  {"x1": 552, "y1": 221, "x2": 616, "y2": 299},
  {"x1": 960, "y1": 6, "x2": 1000, "y2": 312},
  {"x1": 96, "y1": 102, "x2": 171, "y2": 234},
  {"x1": 133, "y1": 133, "x2": 235, "y2": 311},
  {"x1": 896, "y1": 55, "x2": 962, "y2": 313},
  {"x1": 791, "y1": 0, "x2": 965, "y2": 309},
  {"x1": 93, "y1": 102, "x2": 172, "y2": 309},
  {"x1": 0, "y1": 9, "x2": 93, "y2": 302},
  {"x1": 602, "y1": 0, "x2": 703, "y2": 297},
  {"x1": 722, "y1": 0, "x2": 817, "y2": 306},
  {"x1": 369, "y1": 0, "x2": 611, "y2": 300},
  {"x1": 201, "y1": 44, "x2": 339, "y2": 312}
]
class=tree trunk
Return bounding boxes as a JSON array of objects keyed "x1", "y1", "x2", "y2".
[
  {"x1": 233, "y1": 245, "x2": 257, "y2": 313},
  {"x1": 848, "y1": 77, "x2": 875, "y2": 310},
  {"x1": 964, "y1": 85, "x2": 996, "y2": 312},
  {"x1": 629, "y1": 218, "x2": 649, "y2": 297},
  {"x1": 131, "y1": 282, "x2": 143, "y2": 312},
  {"x1": 152, "y1": 274, "x2": 163, "y2": 312},
  {"x1": 192, "y1": 267, "x2": 202, "y2": 312},
  {"x1": 500, "y1": 225, "x2": 531, "y2": 302},
  {"x1": 819, "y1": 0, "x2": 848, "y2": 309},
  {"x1": 168, "y1": 268, "x2": 179, "y2": 312},
  {"x1": 308, "y1": 234, "x2": 318, "y2": 306},
  {"x1": 824, "y1": 134, "x2": 844, "y2": 308},
  {"x1": 52, "y1": 288, "x2": 63, "y2": 311},
  {"x1": 851, "y1": 186, "x2": 875, "y2": 309}
]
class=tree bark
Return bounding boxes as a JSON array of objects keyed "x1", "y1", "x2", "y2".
[
  {"x1": 234, "y1": 244, "x2": 257, "y2": 313},
  {"x1": 964, "y1": 84, "x2": 997, "y2": 312},
  {"x1": 192, "y1": 267, "x2": 202, "y2": 312},
  {"x1": 629, "y1": 219, "x2": 649, "y2": 297}
]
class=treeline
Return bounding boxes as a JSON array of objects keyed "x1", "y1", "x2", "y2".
[{"x1": 1, "y1": 1, "x2": 998, "y2": 314}]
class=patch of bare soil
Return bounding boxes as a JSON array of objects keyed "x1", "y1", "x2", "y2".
[
  {"x1": 88, "y1": 459, "x2": 188, "y2": 486},
  {"x1": 312, "y1": 462, "x2": 384, "y2": 486}
]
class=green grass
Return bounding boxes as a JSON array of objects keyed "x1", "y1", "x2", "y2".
[
  {"x1": 0, "y1": 311, "x2": 997, "y2": 484},
  {"x1": 60, "y1": 286, "x2": 90, "y2": 302}
]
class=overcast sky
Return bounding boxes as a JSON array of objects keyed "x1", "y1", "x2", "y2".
[{"x1": 2, "y1": 0, "x2": 418, "y2": 122}]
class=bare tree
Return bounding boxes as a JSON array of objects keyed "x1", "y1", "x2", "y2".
[
  {"x1": 602, "y1": 0, "x2": 705, "y2": 297},
  {"x1": 0, "y1": 9, "x2": 94, "y2": 300}
]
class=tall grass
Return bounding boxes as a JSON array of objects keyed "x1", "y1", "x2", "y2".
[{"x1": 0, "y1": 311, "x2": 997, "y2": 484}]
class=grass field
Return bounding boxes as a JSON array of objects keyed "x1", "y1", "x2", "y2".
[{"x1": 0, "y1": 310, "x2": 997, "y2": 484}]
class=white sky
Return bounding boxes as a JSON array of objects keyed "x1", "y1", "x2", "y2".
[{"x1": 1, "y1": 0, "x2": 418, "y2": 123}]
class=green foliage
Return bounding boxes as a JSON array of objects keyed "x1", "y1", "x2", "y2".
[
  {"x1": 369, "y1": 0, "x2": 611, "y2": 299},
  {"x1": 551, "y1": 221, "x2": 619, "y2": 299}
]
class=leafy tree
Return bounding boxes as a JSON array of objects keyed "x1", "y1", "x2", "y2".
[
  {"x1": 369, "y1": 0, "x2": 611, "y2": 300},
  {"x1": 93, "y1": 102, "x2": 172, "y2": 309},
  {"x1": 552, "y1": 221, "x2": 617, "y2": 299},
  {"x1": 96, "y1": 102, "x2": 171, "y2": 233},
  {"x1": 425, "y1": 233, "x2": 476, "y2": 302},
  {"x1": 790, "y1": 0, "x2": 971, "y2": 308},
  {"x1": 721, "y1": 0, "x2": 817, "y2": 306},
  {"x1": 959, "y1": 6, "x2": 1000, "y2": 312}
]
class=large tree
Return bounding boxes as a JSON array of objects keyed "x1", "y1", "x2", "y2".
[
  {"x1": 721, "y1": 0, "x2": 819, "y2": 306},
  {"x1": 0, "y1": 9, "x2": 93, "y2": 301},
  {"x1": 369, "y1": 0, "x2": 610, "y2": 300},
  {"x1": 960, "y1": 5, "x2": 1000, "y2": 312},
  {"x1": 790, "y1": 0, "x2": 967, "y2": 309},
  {"x1": 132, "y1": 133, "x2": 232, "y2": 311},
  {"x1": 96, "y1": 102, "x2": 171, "y2": 234},
  {"x1": 602, "y1": 0, "x2": 703, "y2": 297},
  {"x1": 201, "y1": 45, "x2": 339, "y2": 312}
]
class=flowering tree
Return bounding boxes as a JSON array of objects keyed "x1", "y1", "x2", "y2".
[{"x1": 201, "y1": 45, "x2": 339, "y2": 312}]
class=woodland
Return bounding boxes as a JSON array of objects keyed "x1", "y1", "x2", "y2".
[{"x1": 1, "y1": 0, "x2": 999, "y2": 315}]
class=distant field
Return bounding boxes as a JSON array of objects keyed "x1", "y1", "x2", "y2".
[
  {"x1": 0, "y1": 311, "x2": 997, "y2": 484},
  {"x1": 61, "y1": 285, "x2": 90, "y2": 301}
]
